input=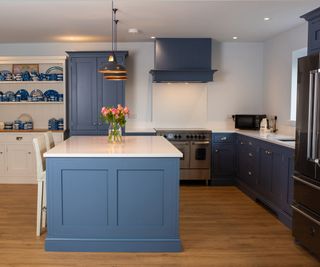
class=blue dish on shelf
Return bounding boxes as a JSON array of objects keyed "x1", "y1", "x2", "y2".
[
  {"x1": 45, "y1": 66, "x2": 63, "y2": 74},
  {"x1": 30, "y1": 89, "x2": 44, "y2": 101},
  {"x1": 44, "y1": 89, "x2": 59, "y2": 101},
  {"x1": 4, "y1": 91, "x2": 15, "y2": 101},
  {"x1": 15, "y1": 89, "x2": 29, "y2": 101}
]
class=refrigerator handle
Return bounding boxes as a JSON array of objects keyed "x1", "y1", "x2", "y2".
[
  {"x1": 312, "y1": 71, "x2": 319, "y2": 160},
  {"x1": 307, "y1": 71, "x2": 314, "y2": 160}
]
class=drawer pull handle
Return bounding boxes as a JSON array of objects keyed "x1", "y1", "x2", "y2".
[
  {"x1": 293, "y1": 175, "x2": 320, "y2": 191},
  {"x1": 248, "y1": 152, "x2": 253, "y2": 157},
  {"x1": 291, "y1": 205, "x2": 320, "y2": 226},
  {"x1": 16, "y1": 137, "x2": 23, "y2": 141},
  {"x1": 220, "y1": 137, "x2": 227, "y2": 141}
]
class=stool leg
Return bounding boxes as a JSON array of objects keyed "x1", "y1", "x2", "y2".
[
  {"x1": 42, "y1": 179, "x2": 47, "y2": 228},
  {"x1": 36, "y1": 180, "x2": 43, "y2": 236}
]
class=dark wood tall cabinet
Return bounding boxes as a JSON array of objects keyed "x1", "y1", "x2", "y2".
[{"x1": 67, "y1": 51, "x2": 128, "y2": 136}]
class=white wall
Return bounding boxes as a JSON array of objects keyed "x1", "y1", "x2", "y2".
[
  {"x1": 207, "y1": 42, "x2": 264, "y2": 129},
  {"x1": 0, "y1": 41, "x2": 265, "y2": 130},
  {"x1": 263, "y1": 23, "x2": 308, "y2": 135}
]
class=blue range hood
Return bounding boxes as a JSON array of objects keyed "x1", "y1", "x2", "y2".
[{"x1": 149, "y1": 38, "x2": 217, "y2": 83}]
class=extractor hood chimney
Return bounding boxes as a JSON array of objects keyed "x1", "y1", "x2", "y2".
[{"x1": 149, "y1": 38, "x2": 217, "y2": 83}]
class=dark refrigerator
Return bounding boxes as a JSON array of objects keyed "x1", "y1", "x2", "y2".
[{"x1": 293, "y1": 54, "x2": 320, "y2": 258}]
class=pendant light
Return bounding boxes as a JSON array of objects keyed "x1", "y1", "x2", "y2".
[{"x1": 99, "y1": 0, "x2": 127, "y2": 80}]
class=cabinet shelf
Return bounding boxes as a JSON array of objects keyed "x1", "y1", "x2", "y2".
[
  {"x1": 0, "y1": 81, "x2": 63, "y2": 85},
  {"x1": 0, "y1": 101, "x2": 63, "y2": 105}
]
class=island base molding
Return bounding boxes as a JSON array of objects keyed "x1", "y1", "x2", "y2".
[{"x1": 45, "y1": 238, "x2": 182, "y2": 252}]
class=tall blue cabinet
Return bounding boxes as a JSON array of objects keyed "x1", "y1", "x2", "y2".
[{"x1": 67, "y1": 51, "x2": 128, "y2": 136}]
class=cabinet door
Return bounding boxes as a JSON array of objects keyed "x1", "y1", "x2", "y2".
[
  {"x1": 308, "y1": 17, "x2": 320, "y2": 55},
  {"x1": 97, "y1": 56, "x2": 125, "y2": 132},
  {"x1": 0, "y1": 144, "x2": 5, "y2": 176},
  {"x1": 213, "y1": 144, "x2": 235, "y2": 177},
  {"x1": 258, "y1": 144, "x2": 282, "y2": 206},
  {"x1": 70, "y1": 57, "x2": 98, "y2": 134},
  {"x1": 6, "y1": 144, "x2": 34, "y2": 177}
]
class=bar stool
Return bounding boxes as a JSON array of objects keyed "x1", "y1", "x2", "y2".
[
  {"x1": 32, "y1": 136, "x2": 47, "y2": 236},
  {"x1": 44, "y1": 131, "x2": 55, "y2": 151}
]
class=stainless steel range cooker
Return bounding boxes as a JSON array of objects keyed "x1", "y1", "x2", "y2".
[{"x1": 156, "y1": 129, "x2": 212, "y2": 184}]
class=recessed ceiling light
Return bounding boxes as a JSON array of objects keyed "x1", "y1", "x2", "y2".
[
  {"x1": 128, "y1": 28, "x2": 139, "y2": 34},
  {"x1": 232, "y1": 36, "x2": 238, "y2": 40},
  {"x1": 264, "y1": 17, "x2": 270, "y2": 21},
  {"x1": 150, "y1": 36, "x2": 156, "y2": 39}
]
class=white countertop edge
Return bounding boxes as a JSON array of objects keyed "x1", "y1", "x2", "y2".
[{"x1": 45, "y1": 153, "x2": 182, "y2": 158}]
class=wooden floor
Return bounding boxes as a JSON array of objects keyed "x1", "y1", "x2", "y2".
[{"x1": 0, "y1": 184, "x2": 318, "y2": 267}]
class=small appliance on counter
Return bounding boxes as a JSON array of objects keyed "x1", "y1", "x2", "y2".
[
  {"x1": 259, "y1": 115, "x2": 278, "y2": 133},
  {"x1": 233, "y1": 114, "x2": 266, "y2": 130}
]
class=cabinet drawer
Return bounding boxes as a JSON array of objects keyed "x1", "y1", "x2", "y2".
[
  {"x1": 292, "y1": 206, "x2": 320, "y2": 258},
  {"x1": 213, "y1": 133, "x2": 234, "y2": 143},
  {"x1": 0, "y1": 134, "x2": 34, "y2": 144}
]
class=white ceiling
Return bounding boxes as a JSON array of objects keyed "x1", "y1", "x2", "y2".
[{"x1": 0, "y1": 0, "x2": 319, "y2": 43}]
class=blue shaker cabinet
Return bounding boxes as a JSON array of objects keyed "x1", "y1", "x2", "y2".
[
  {"x1": 235, "y1": 135, "x2": 294, "y2": 228},
  {"x1": 301, "y1": 7, "x2": 320, "y2": 55},
  {"x1": 211, "y1": 133, "x2": 235, "y2": 185},
  {"x1": 67, "y1": 51, "x2": 128, "y2": 136}
]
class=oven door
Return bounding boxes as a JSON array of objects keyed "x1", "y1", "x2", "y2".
[
  {"x1": 171, "y1": 141, "x2": 190, "y2": 169},
  {"x1": 190, "y1": 141, "x2": 211, "y2": 169}
]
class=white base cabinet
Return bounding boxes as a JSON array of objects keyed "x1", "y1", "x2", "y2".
[{"x1": 0, "y1": 132, "x2": 64, "y2": 184}]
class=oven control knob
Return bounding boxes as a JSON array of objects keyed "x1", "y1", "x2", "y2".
[
  {"x1": 195, "y1": 135, "x2": 198, "y2": 139},
  {"x1": 178, "y1": 135, "x2": 182, "y2": 139},
  {"x1": 163, "y1": 134, "x2": 167, "y2": 138},
  {"x1": 190, "y1": 135, "x2": 193, "y2": 139},
  {"x1": 186, "y1": 135, "x2": 190, "y2": 139},
  {"x1": 174, "y1": 135, "x2": 177, "y2": 139}
]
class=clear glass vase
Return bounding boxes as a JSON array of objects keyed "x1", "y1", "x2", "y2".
[{"x1": 108, "y1": 122, "x2": 122, "y2": 143}]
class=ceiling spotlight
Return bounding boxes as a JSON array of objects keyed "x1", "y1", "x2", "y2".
[
  {"x1": 150, "y1": 36, "x2": 156, "y2": 39},
  {"x1": 264, "y1": 17, "x2": 270, "y2": 21},
  {"x1": 232, "y1": 36, "x2": 238, "y2": 40},
  {"x1": 128, "y1": 28, "x2": 139, "y2": 34}
]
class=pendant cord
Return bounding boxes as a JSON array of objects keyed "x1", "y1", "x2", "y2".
[{"x1": 111, "y1": 0, "x2": 114, "y2": 51}]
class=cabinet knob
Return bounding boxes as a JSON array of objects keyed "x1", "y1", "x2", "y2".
[
  {"x1": 93, "y1": 122, "x2": 97, "y2": 126},
  {"x1": 0, "y1": 152, "x2": 3, "y2": 154},
  {"x1": 28, "y1": 152, "x2": 31, "y2": 154},
  {"x1": 220, "y1": 137, "x2": 227, "y2": 141},
  {"x1": 240, "y1": 141, "x2": 244, "y2": 145},
  {"x1": 248, "y1": 152, "x2": 253, "y2": 157},
  {"x1": 215, "y1": 149, "x2": 219, "y2": 153},
  {"x1": 248, "y1": 171, "x2": 252, "y2": 176},
  {"x1": 310, "y1": 227, "x2": 316, "y2": 236},
  {"x1": 248, "y1": 142, "x2": 252, "y2": 146},
  {"x1": 265, "y1": 150, "x2": 272, "y2": 155},
  {"x1": 98, "y1": 123, "x2": 102, "y2": 126},
  {"x1": 16, "y1": 137, "x2": 23, "y2": 141}
]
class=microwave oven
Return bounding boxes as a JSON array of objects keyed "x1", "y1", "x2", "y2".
[{"x1": 233, "y1": 114, "x2": 266, "y2": 130}]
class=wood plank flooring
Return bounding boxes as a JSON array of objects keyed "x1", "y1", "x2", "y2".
[{"x1": 0, "y1": 184, "x2": 318, "y2": 267}]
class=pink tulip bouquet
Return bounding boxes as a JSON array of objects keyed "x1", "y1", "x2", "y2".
[{"x1": 100, "y1": 104, "x2": 129, "y2": 142}]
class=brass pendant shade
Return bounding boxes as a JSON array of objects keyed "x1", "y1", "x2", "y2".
[{"x1": 98, "y1": 0, "x2": 127, "y2": 80}]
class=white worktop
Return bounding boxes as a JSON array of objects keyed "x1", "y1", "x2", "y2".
[
  {"x1": 211, "y1": 129, "x2": 295, "y2": 149},
  {"x1": 44, "y1": 136, "x2": 183, "y2": 158}
]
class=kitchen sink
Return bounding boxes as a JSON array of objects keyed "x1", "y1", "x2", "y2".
[{"x1": 277, "y1": 138, "x2": 295, "y2": 142}]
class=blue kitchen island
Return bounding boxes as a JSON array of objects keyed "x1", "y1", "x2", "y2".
[{"x1": 44, "y1": 136, "x2": 182, "y2": 252}]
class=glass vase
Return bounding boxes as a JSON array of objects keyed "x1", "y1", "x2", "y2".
[{"x1": 108, "y1": 122, "x2": 122, "y2": 143}]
